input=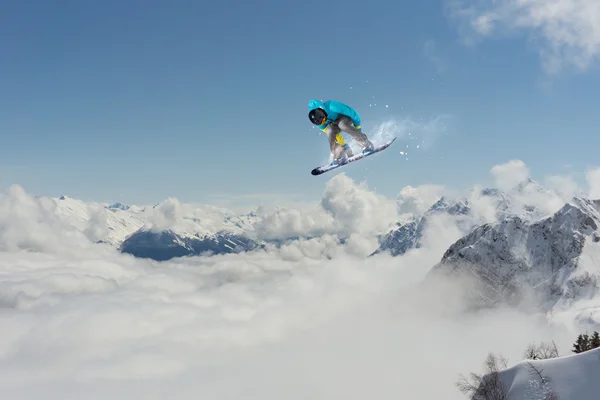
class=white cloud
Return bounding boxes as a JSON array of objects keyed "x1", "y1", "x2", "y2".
[
  {"x1": 446, "y1": 0, "x2": 600, "y2": 73},
  {"x1": 423, "y1": 39, "x2": 446, "y2": 73},
  {"x1": 544, "y1": 174, "x2": 584, "y2": 201},
  {"x1": 83, "y1": 204, "x2": 111, "y2": 243},
  {"x1": 254, "y1": 205, "x2": 336, "y2": 241},
  {"x1": 396, "y1": 184, "x2": 447, "y2": 215},
  {"x1": 0, "y1": 185, "x2": 93, "y2": 254},
  {"x1": 255, "y1": 174, "x2": 399, "y2": 256},
  {"x1": 320, "y1": 174, "x2": 398, "y2": 237},
  {"x1": 586, "y1": 167, "x2": 600, "y2": 199},
  {"x1": 490, "y1": 159, "x2": 530, "y2": 191},
  {"x1": 464, "y1": 184, "x2": 502, "y2": 223},
  {"x1": 271, "y1": 234, "x2": 343, "y2": 261},
  {"x1": 489, "y1": 160, "x2": 567, "y2": 216},
  {"x1": 146, "y1": 197, "x2": 184, "y2": 231},
  {"x1": 142, "y1": 198, "x2": 260, "y2": 235},
  {"x1": 419, "y1": 212, "x2": 473, "y2": 253}
]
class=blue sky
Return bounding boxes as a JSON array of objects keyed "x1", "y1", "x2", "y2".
[{"x1": 2, "y1": 0, "x2": 600, "y2": 207}]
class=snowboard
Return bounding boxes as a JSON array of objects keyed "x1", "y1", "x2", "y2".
[{"x1": 311, "y1": 137, "x2": 397, "y2": 176}]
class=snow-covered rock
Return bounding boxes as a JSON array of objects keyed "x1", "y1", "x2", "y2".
[{"x1": 428, "y1": 197, "x2": 600, "y2": 312}]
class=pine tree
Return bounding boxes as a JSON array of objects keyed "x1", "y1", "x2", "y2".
[
  {"x1": 582, "y1": 333, "x2": 591, "y2": 351},
  {"x1": 572, "y1": 334, "x2": 585, "y2": 353},
  {"x1": 572, "y1": 332, "x2": 597, "y2": 353}
]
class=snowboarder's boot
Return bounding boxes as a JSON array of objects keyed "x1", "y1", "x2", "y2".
[
  {"x1": 362, "y1": 141, "x2": 375, "y2": 154},
  {"x1": 333, "y1": 154, "x2": 349, "y2": 165}
]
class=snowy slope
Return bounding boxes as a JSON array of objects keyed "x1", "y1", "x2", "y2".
[
  {"x1": 428, "y1": 197, "x2": 600, "y2": 311},
  {"x1": 493, "y1": 347, "x2": 600, "y2": 399}
]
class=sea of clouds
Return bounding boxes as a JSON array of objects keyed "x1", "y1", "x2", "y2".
[{"x1": 1, "y1": 159, "x2": 599, "y2": 399}]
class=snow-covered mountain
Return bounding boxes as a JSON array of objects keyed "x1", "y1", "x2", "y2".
[
  {"x1": 372, "y1": 179, "x2": 561, "y2": 257},
  {"x1": 119, "y1": 227, "x2": 263, "y2": 260},
  {"x1": 371, "y1": 196, "x2": 471, "y2": 256},
  {"x1": 52, "y1": 195, "x2": 147, "y2": 246},
  {"x1": 480, "y1": 178, "x2": 557, "y2": 221},
  {"x1": 427, "y1": 197, "x2": 600, "y2": 312},
  {"x1": 35, "y1": 194, "x2": 265, "y2": 260}
]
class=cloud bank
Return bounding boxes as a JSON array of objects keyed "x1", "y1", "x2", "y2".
[
  {"x1": 0, "y1": 248, "x2": 573, "y2": 400},
  {"x1": 254, "y1": 174, "x2": 398, "y2": 256}
]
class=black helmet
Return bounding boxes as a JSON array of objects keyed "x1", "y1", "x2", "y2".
[{"x1": 309, "y1": 108, "x2": 327, "y2": 125}]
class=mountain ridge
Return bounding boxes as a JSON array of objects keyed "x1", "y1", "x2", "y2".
[
  {"x1": 372, "y1": 178, "x2": 564, "y2": 257},
  {"x1": 426, "y1": 196, "x2": 600, "y2": 315}
]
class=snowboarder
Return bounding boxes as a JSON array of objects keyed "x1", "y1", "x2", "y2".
[{"x1": 308, "y1": 99, "x2": 374, "y2": 164}]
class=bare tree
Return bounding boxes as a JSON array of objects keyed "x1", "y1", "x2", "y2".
[
  {"x1": 525, "y1": 362, "x2": 560, "y2": 400},
  {"x1": 524, "y1": 344, "x2": 539, "y2": 360},
  {"x1": 523, "y1": 341, "x2": 559, "y2": 360},
  {"x1": 456, "y1": 353, "x2": 509, "y2": 400},
  {"x1": 457, "y1": 341, "x2": 561, "y2": 399}
]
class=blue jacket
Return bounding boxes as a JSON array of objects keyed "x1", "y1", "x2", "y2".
[{"x1": 308, "y1": 99, "x2": 362, "y2": 131}]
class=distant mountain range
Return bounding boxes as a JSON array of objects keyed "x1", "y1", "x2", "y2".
[{"x1": 50, "y1": 195, "x2": 264, "y2": 260}]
